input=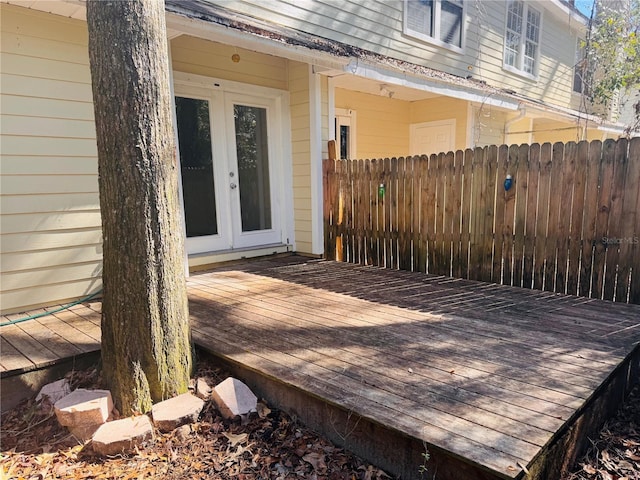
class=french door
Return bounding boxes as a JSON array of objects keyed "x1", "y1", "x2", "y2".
[{"x1": 174, "y1": 88, "x2": 282, "y2": 254}]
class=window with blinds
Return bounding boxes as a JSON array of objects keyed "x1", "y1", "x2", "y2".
[{"x1": 404, "y1": 0, "x2": 464, "y2": 50}]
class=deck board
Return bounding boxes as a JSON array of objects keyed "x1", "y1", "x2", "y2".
[
  {"x1": 2, "y1": 256, "x2": 639, "y2": 479},
  {"x1": 187, "y1": 257, "x2": 640, "y2": 478}
]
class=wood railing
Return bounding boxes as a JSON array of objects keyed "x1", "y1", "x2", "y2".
[{"x1": 323, "y1": 138, "x2": 640, "y2": 304}]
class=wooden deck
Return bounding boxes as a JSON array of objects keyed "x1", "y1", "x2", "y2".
[{"x1": 2, "y1": 255, "x2": 639, "y2": 479}]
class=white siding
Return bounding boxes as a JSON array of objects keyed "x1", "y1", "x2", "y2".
[
  {"x1": 0, "y1": 4, "x2": 102, "y2": 314},
  {"x1": 212, "y1": 0, "x2": 584, "y2": 110}
]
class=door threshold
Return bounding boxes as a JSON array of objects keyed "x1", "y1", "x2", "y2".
[{"x1": 188, "y1": 244, "x2": 291, "y2": 272}]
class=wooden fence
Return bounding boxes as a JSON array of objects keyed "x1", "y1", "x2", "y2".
[{"x1": 323, "y1": 138, "x2": 640, "y2": 304}]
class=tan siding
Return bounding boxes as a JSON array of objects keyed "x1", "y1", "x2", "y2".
[
  {"x1": 2, "y1": 280, "x2": 103, "y2": 316},
  {"x1": 171, "y1": 35, "x2": 288, "y2": 90},
  {"x1": 505, "y1": 117, "x2": 533, "y2": 146},
  {"x1": 0, "y1": 4, "x2": 101, "y2": 313},
  {"x1": 1, "y1": 115, "x2": 96, "y2": 138},
  {"x1": 335, "y1": 88, "x2": 409, "y2": 159},
  {"x1": 2, "y1": 73, "x2": 94, "y2": 102},
  {"x1": 2, "y1": 230, "x2": 102, "y2": 254},
  {"x1": 531, "y1": 119, "x2": 583, "y2": 144},
  {"x1": 1, "y1": 95, "x2": 95, "y2": 120},
  {"x1": 1, "y1": 193, "x2": 100, "y2": 215},
  {"x1": 0, "y1": 175, "x2": 98, "y2": 195},
  {"x1": 472, "y1": 106, "x2": 509, "y2": 147},
  {"x1": 1, "y1": 245, "x2": 102, "y2": 272},
  {"x1": 288, "y1": 61, "x2": 313, "y2": 254},
  {"x1": 2, "y1": 157, "x2": 97, "y2": 175},
  {"x1": 2, "y1": 263, "x2": 102, "y2": 291}
]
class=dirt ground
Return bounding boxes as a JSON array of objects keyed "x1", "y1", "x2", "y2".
[{"x1": 1, "y1": 355, "x2": 638, "y2": 480}]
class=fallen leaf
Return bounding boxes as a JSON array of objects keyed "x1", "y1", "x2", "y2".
[
  {"x1": 625, "y1": 449, "x2": 640, "y2": 461},
  {"x1": 302, "y1": 452, "x2": 327, "y2": 471},
  {"x1": 222, "y1": 432, "x2": 248, "y2": 446}
]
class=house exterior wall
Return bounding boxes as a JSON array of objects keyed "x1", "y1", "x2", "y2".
[
  {"x1": 215, "y1": 0, "x2": 585, "y2": 111},
  {"x1": 170, "y1": 35, "x2": 288, "y2": 90},
  {"x1": 409, "y1": 97, "x2": 469, "y2": 152},
  {"x1": 0, "y1": 4, "x2": 102, "y2": 313},
  {"x1": 335, "y1": 88, "x2": 410, "y2": 159},
  {"x1": 471, "y1": 106, "x2": 510, "y2": 147}
]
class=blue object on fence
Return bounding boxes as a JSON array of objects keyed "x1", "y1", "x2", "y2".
[{"x1": 504, "y1": 175, "x2": 513, "y2": 191}]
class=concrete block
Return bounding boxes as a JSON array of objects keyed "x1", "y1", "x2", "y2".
[
  {"x1": 92, "y1": 415, "x2": 154, "y2": 456},
  {"x1": 55, "y1": 389, "x2": 113, "y2": 429},
  {"x1": 211, "y1": 377, "x2": 257, "y2": 419},
  {"x1": 151, "y1": 393, "x2": 205, "y2": 432},
  {"x1": 36, "y1": 378, "x2": 71, "y2": 405}
]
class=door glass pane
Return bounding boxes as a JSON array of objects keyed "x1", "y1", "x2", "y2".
[
  {"x1": 234, "y1": 104, "x2": 272, "y2": 232},
  {"x1": 175, "y1": 97, "x2": 218, "y2": 237},
  {"x1": 340, "y1": 125, "x2": 350, "y2": 159}
]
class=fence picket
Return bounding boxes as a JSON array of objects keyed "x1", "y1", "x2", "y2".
[
  {"x1": 493, "y1": 145, "x2": 508, "y2": 283},
  {"x1": 417, "y1": 155, "x2": 430, "y2": 273},
  {"x1": 451, "y1": 150, "x2": 464, "y2": 278},
  {"x1": 603, "y1": 139, "x2": 629, "y2": 300},
  {"x1": 567, "y1": 141, "x2": 588, "y2": 296},
  {"x1": 411, "y1": 156, "x2": 421, "y2": 272},
  {"x1": 543, "y1": 143, "x2": 564, "y2": 291},
  {"x1": 323, "y1": 138, "x2": 640, "y2": 304},
  {"x1": 398, "y1": 157, "x2": 411, "y2": 270},
  {"x1": 503, "y1": 145, "x2": 518, "y2": 286},
  {"x1": 627, "y1": 139, "x2": 640, "y2": 303},
  {"x1": 460, "y1": 149, "x2": 473, "y2": 279},
  {"x1": 523, "y1": 143, "x2": 540, "y2": 289},
  {"x1": 556, "y1": 142, "x2": 574, "y2": 294},
  {"x1": 425, "y1": 154, "x2": 438, "y2": 274},
  {"x1": 618, "y1": 139, "x2": 640, "y2": 302},
  {"x1": 592, "y1": 140, "x2": 617, "y2": 299},
  {"x1": 469, "y1": 148, "x2": 486, "y2": 281},
  {"x1": 374, "y1": 158, "x2": 385, "y2": 266}
]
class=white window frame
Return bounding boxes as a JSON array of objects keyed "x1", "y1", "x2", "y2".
[
  {"x1": 503, "y1": 0, "x2": 542, "y2": 80},
  {"x1": 403, "y1": 0, "x2": 465, "y2": 53}
]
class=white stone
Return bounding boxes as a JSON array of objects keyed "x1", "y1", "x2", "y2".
[
  {"x1": 36, "y1": 378, "x2": 71, "y2": 405},
  {"x1": 211, "y1": 377, "x2": 257, "y2": 419},
  {"x1": 54, "y1": 389, "x2": 113, "y2": 430},
  {"x1": 92, "y1": 415, "x2": 154, "y2": 456},
  {"x1": 151, "y1": 393, "x2": 205, "y2": 432}
]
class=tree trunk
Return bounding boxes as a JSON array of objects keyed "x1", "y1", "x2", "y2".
[{"x1": 86, "y1": 0, "x2": 192, "y2": 415}]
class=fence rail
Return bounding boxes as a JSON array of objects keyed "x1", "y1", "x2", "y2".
[{"x1": 323, "y1": 138, "x2": 640, "y2": 304}]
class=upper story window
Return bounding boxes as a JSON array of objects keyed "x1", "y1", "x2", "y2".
[
  {"x1": 404, "y1": 0, "x2": 464, "y2": 51},
  {"x1": 573, "y1": 38, "x2": 587, "y2": 94},
  {"x1": 504, "y1": 0, "x2": 541, "y2": 78}
]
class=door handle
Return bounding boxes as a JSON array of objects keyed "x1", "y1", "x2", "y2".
[{"x1": 230, "y1": 183, "x2": 237, "y2": 189}]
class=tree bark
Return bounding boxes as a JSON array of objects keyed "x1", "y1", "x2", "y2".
[{"x1": 86, "y1": 0, "x2": 192, "y2": 415}]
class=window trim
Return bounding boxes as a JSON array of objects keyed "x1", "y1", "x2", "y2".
[
  {"x1": 502, "y1": 0, "x2": 542, "y2": 81},
  {"x1": 403, "y1": 0, "x2": 466, "y2": 54}
]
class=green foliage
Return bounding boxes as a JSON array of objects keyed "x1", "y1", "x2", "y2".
[{"x1": 584, "y1": 0, "x2": 640, "y2": 132}]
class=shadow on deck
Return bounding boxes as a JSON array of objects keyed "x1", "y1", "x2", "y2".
[{"x1": 2, "y1": 255, "x2": 639, "y2": 480}]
